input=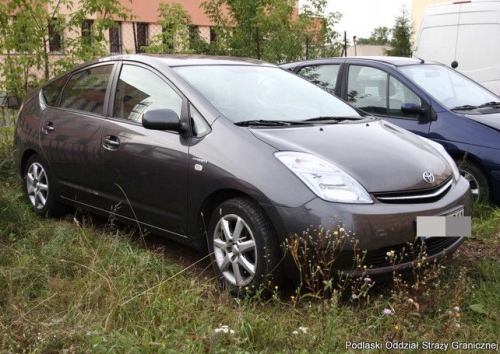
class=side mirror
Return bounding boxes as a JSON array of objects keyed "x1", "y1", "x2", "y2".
[
  {"x1": 142, "y1": 109, "x2": 185, "y2": 132},
  {"x1": 401, "y1": 102, "x2": 426, "y2": 115}
]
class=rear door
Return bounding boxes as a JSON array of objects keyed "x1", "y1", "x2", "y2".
[{"x1": 39, "y1": 63, "x2": 115, "y2": 205}]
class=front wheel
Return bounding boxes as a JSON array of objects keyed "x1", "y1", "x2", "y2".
[
  {"x1": 207, "y1": 198, "x2": 282, "y2": 297},
  {"x1": 23, "y1": 154, "x2": 67, "y2": 217},
  {"x1": 455, "y1": 159, "x2": 490, "y2": 203}
]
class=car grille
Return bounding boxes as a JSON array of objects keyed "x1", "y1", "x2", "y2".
[
  {"x1": 361, "y1": 236, "x2": 460, "y2": 268},
  {"x1": 374, "y1": 177, "x2": 453, "y2": 204},
  {"x1": 334, "y1": 237, "x2": 460, "y2": 270},
  {"x1": 332, "y1": 236, "x2": 461, "y2": 271}
]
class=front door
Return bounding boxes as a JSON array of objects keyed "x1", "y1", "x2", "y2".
[{"x1": 100, "y1": 63, "x2": 189, "y2": 236}]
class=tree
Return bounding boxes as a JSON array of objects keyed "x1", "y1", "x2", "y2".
[
  {"x1": 300, "y1": 0, "x2": 343, "y2": 59},
  {"x1": 145, "y1": 2, "x2": 193, "y2": 54},
  {"x1": 385, "y1": 7, "x2": 413, "y2": 57},
  {"x1": 0, "y1": 0, "x2": 131, "y2": 101},
  {"x1": 201, "y1": 0, "x2": 342, "y2": 63},
  {"x1": 356, "y1": 26, "x2": 391, "y2": 45}
]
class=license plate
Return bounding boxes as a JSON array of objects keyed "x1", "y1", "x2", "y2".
[
  {"x1": 446, "y1": 208, "x2": 464, "y2": 217},
  {"x1": 418, "y1": 207, "x2": 467, "y2": 239}
]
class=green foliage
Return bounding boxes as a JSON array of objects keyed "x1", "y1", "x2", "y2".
[
  {"x1": 357, "y1": 26, "x2": 391, "y2": 45},
  {"x1": 145, "y1": 2, "x2": 193, "y2": 54},
  {"x1": 0, "y1": 0, "x2": 131, "y2": 102},
  {"x1": 299, "y1": 0, "x2": 343, "y2": 59},
  {"x1": 201, "y1": 0, "x2": 342, "y2": 62},
  {"x1": 0, "y1": 125, "x2": 15, "y2": 181},
  {"x1": 0, "y1": 124, "x2": 500, "y2": 352},
  {"x1": 385, "y1": 7, "x2": 413, "y2": 57}
]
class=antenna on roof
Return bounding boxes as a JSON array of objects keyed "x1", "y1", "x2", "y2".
[{"x1": 413, "y1": 56, "x2": 425, "y2": 64}]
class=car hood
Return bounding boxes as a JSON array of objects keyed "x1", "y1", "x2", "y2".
[
  {"x1": 250, "y1": 120, "x2": 453, "y2": 193},
  {"x1": 463, "y1": 112, "x2": 500, "y2": 131}
]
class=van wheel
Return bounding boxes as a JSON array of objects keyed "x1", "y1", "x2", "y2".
[
  {"x1": 23, "y1": 155, "x2": 66, "y2": 217},
  {"x1": 207, "y1": 198, "x2": 281, "y2": 297},
  {"x1": 456, "y1": 159, "x2": 490, "y2": 203}
]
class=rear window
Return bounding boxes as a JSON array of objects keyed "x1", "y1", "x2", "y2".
[
  {"x1": 42, "y1": 75, "x2": 69, "y2": 106},
  {"x1": 59, "y1": 64, "x2": 113, "y2": 115}
]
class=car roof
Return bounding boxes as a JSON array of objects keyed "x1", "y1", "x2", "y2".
[
  {"x1": 95, "y1": 54, "x2": 275, "y2": 68},
  {"x1": 282, "y1": 56, "x2": 442, "y2": 68}
]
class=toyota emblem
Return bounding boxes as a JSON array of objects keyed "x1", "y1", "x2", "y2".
[{"x1": 423, "y1": 171, "x2": 435, "y2": 184}]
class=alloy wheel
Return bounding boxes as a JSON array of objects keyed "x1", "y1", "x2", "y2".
[
  {"x1": 213, "y1": 214, "x2": 257, "y2": 287},
  {"x1": 26, "y1": 162, "x2": 49, "y2": 210}
]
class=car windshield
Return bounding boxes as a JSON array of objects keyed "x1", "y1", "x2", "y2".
[
  {"x1": 173, "y1": 65, "x2": 361, "y2": 123},
  {"x1": 398, "y1": 64, "x2": 500, "y2": 110}
]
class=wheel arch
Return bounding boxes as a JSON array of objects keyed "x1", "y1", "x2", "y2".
[
  {"x1": 451, "y1": 151, "x2": 490, "y2": 181},
  {"x1": 191, "y1": 188, "x2": 281, "y2": 253},
  {"x1": 20, "y1": 149, "x2": 39, "y2": 177},
  {"x1": 451, "y1": 151, "x2": 492, "y2": 201}
]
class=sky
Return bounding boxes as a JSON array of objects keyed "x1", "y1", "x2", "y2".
[{"x1": 302, "y1": 0, "x2": 412, "y2": 39}]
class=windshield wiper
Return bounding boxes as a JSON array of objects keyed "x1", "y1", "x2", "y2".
[
  {"x1": 235, "y1": 119, "x2": 306, "y2": 127},
  {"x1": 478, "y1": 101, "x2": 500, "y2": 108},
  {"x1": 451, "y1": 105, "x2": 478, "y2": 111},
  {"x1": 303, "y1": 116, "x2": 360, "y2": 123}
]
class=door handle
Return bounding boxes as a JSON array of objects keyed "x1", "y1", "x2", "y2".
[
  {"x1": 42, "y1": 121, "x2": 55, "y2": 133},
  {"x1": 103, "y1": 135, "x2": 120, "y2": 150}
]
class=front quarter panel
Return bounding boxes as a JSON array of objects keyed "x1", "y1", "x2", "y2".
[{"x1": 186, "y1": 118, "x2": 316, "y2": 242}]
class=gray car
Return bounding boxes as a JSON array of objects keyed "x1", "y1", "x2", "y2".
[{"x1": 14, "y1": 55, "x2": 472, "y2": 295}]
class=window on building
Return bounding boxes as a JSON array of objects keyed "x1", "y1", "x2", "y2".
[
  {"x1": 136, "y1": 23, "x2": 149, "y2": 53},
  {"x1": 210, "y1": 27, "x2": 217, "y2": 43},
  {"x1": 48, "y1": 18, "x2": 62, "y2": 52},
  {"x1": 109, "y1": 22, "x2": 122, "y2": 55},
  {"x1": 81, "y1": 19, "x2": 94, "y2": 46}
]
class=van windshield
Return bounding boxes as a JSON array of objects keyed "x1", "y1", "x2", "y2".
[{"x1": 399, "y1": 64, "x2": 500, "y2": 110}]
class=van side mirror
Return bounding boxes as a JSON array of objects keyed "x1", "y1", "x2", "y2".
[{"x1": 142, "y1": 109, "x2": 186, "y2": 132}]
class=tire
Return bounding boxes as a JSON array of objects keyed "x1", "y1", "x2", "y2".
[
  {"x1": 23, "y1": 155, "x2": 67, "y2": 217},
  {"x1": 455, "y1": 159, "x2": 490, "y2": 203},
  {"x1": 207, "y1": 198, "x2": 282, "y2": 297}
]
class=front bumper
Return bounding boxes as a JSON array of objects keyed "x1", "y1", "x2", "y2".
[{"x1": 266, "y1": 176, "x2": 473, "y2": 278}]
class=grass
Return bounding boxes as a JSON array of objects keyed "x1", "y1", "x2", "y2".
[{"x1": 1, "y1": 125, "x2": 500, "y2": 353}]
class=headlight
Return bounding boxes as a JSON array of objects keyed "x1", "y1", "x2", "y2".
[
  {"x1": 419, "y1": 137, "x2": 460, "y2": 181},
  {"x1": 275, "y1": 152, "x2": 373, "y2": 204}
]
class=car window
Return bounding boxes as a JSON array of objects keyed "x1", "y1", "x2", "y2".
[
  {"x1": 42, "y1": 75, "x2": 69, "y2": 106},
  {"x1": 189, "y1": 103, "x2": 210, "y2": 137},
  {"x1": 297, "y1": 64, "x2": 340, "y2": 94},
  {"x1": 347, "y1": 65, "x2": 421, "y2": 118},
  {"x1": 113, "y1": 64, "x2": 182, "y2": 122},
  {"x1": 60, "y1": 64, "x2": 113, "y2": 114},
  {"x1": 174, "y1": 65, "x2": 360, "y2": 123},
  {"x1": 399, "y1": 64, "x2": 500, "y2": 110},
  {"x1": 387, "y1": 76, "x2": 421, "y2": 118}
]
